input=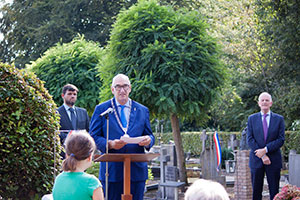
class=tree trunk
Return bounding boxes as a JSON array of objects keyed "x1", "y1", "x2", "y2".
[{"x1": 170, "y1": 113, "x2": 188, "y2": 184}]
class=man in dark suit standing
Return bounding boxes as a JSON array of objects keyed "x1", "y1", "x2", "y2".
[
  {"x1": 57, "y1": 84, "x2": 90, "y2": 157},
  {"x1": 90, "y1": 74, "x2": 155, "y2": 200},
  {"x1": 247, "y1": 92, "x2": 285, "y2": 200}
]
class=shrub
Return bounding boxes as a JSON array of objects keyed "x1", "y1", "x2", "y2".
[
  {"x1": 27, "y1": 35, "x2": 103, "y2": 116},
  {"x1": 0, "y1": 63, "x2": 61, "y2": 199}
]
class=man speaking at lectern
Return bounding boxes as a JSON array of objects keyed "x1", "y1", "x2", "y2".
[{"x1": 90, "y1": 74, "x2": 155, "y2": 200}]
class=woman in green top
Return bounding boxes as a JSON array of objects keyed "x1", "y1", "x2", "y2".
[{"x1": 53, "y1": 130, "x2": 104, "y2": 200}]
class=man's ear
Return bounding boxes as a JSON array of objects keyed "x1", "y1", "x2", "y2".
[
  {"x1": 61, "y1": 93, "x2": 64, "y2": 98},
  {"x1": 111, "y1": 86, "x2": 115, "y2": 95}
]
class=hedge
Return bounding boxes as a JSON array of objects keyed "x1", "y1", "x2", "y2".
[
  {"x1": 155, "y1": 131, "x2": 300, "y2": 162},
  {"x1": 0, "y1": 63, "x2": 61, "y2": 199}
]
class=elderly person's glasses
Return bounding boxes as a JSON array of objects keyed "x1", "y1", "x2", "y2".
[{"x1": 114, "y1": 84, "x2": 130, "y2": 91}]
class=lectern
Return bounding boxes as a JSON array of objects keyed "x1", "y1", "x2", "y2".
[{"x1": 94, "y1": 153, "x2": 159, "y2": 200}]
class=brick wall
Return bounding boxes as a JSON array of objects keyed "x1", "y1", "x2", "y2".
[{"x1": 234, "y1": 150, "x2": 252, "y2": 200}]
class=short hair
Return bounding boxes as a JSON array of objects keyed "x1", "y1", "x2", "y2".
[
  {"x1": 184, "y1": 179, "x2": 230, "y2": 200},
  {"x1": 62, "y1": 130, "x2": 96, "y2": 172},
  {"x1": 62, "y1": 84, "x2": 79, "y2": 95},
  {"x1": 111, "y1": 74, "x2": 131, "y2": 87},
  {"x1": 258, "y1": 92, "x2": 272, "y2": 102}
]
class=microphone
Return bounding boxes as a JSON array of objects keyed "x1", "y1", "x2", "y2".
[{"x1": 100, "y1": 107, "x2": 113, "y2": 117}]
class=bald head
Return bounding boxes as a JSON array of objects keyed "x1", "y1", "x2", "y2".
[
  {"x1": 112, "y1": 74, "x2": 131, "y2": 87},
  {"x1": 111, "y1": 74, "x2": 131, "y2": 105}
]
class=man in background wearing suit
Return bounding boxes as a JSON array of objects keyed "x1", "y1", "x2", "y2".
[
  {"x1": 90, "y1": 74, "x2": 155, "y2": 200},
  {"x1": 57, "y1": 84, "x2": 90, "y2": 158},
  {"x1": 247, "y1": 92, "x2": 285, "y2": 200}
]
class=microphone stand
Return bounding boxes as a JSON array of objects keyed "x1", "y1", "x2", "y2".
[{"x1": 105, "y1": 113, "x2": 110, "y2": 200}]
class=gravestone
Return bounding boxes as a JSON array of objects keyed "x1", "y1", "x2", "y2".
[
  {"x1": 289, "y1": 150, "x2": 300, "y2": 187},
  {"x1": 158, "y1": 144, "x2": 184, "y2": 200},
  {"x1": 240, "y1": 127, "x2": 249, "y2": 150},
  {"x1": 201, "y1": 130, "x2": 217, "y2": 179},
  {"x1": 165, "y1": 166, "x2": 179, "y2": 199},
  {"x1": 228, "y1": 134, "x2": 239, "y2": 150},
  {"x1": 200, "y1": 130, "x2": 225, "y2": 185}
]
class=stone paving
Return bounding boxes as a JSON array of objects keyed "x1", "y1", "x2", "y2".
[{"x1": 144, "y1": 174, "x2": 289, "y2": 200}]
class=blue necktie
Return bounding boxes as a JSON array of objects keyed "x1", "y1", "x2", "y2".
[
  {"x1": 69, "y1": 107, "x2": 77, "y2": 130},
  {"x1": 119, "y1": 105, "x2": 127, "y2": 128},
  {"x1": 263, "y1": 114, "x2": 268, "y2": 142}
]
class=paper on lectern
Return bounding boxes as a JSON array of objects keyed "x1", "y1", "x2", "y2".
[{"x1": 120, "y1": 135, "x2": 146, "y2": 144}]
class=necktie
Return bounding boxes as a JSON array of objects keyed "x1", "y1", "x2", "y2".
[
  {"x1": 119, "y1": 105, "x2": 127, "y2": 128},
  {"x1": 69, "y1": 107, "x2": 77, "y2": 130},
  {"x1": 263, "y1": 114, "x2": 268, "y2": 142}
]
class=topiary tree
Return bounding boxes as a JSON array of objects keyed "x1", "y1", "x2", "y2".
[
  {"x1": 27, "y1": 35, "x2": 103, "y2": 116},
  {"x1": 99, "y1": 0, "x2": 227, "y2": 183},
  {"x1": 0, "y1": 63, "x2": 61, "y2": 199}
]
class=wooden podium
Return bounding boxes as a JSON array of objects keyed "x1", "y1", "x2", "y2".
[{"x1": 94, "y1": 153, "x2": 159, "y2": 200}]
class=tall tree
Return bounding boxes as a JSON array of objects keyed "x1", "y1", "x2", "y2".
[
  {"x1": 240, "y1": 0, "x2": 300, "y2": 128},
  {"x1": 98, "y1": 0, "x2": 227, "y2": 183},
  {"x1": 196, "y1": 0, "x2": 262, "y2": 131},
  {"x1": 0, "y1": 0, "x2": 137, "y2": 68}
]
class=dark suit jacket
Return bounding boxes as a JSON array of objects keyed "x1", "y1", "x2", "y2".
[
  {"x1": 57, "y1": 105, "x2": 89, "y2": 144},
  {"x1": 247, "y1": 112, "x2": 285, "y2": 169},
  {"x1": 89, "y1": 98, "x2": 155, "y2": 182}
]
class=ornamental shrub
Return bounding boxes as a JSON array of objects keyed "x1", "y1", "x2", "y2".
[
  {"x1": 27, "y1": 35, "x2": 103, "y2": 116},
  {"x1": 273, "y1": 184, "x2": 300, "y2": 200},
  {"x1": 0, "y1": 63, "x2": 61, "y2": 199}
]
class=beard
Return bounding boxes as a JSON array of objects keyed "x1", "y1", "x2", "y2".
[{"x1": 66, "y1": 99, "x2": 75, "y2": 106}]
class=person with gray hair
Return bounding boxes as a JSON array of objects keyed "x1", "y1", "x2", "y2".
[
  {"x1": 247, "y1": 92, "x2": 285, "y2": 200},
  {"x1": 184, "y1": 179, "x2": 229, "y2": 200},
  {"x1": 89, "y1": 74, "x2": 155, "y2": 200}
]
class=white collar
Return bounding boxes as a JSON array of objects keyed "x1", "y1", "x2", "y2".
[
  {"x1": 63, "y1": 104, "x2": 75, "y2": 111},
  {"x1": 116, "y1": 99, "x2": 131, "y2": 107},
  {"x1": 260, "y1": 111, "x2": 271, "y2": 116}
]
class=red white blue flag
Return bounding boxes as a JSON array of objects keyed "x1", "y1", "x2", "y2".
[{"x1": 213, "y1": 131, "x2": 222, "y2": 171}]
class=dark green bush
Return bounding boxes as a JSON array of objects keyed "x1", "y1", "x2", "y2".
[
  {"x1": 0, "y1": 63, "x2": 61, "y2": 199},
  {"x1": 27, "y1": 35, "x2": 103, "y2": 116}
]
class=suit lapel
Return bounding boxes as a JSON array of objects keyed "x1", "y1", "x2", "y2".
[
  {"x1": 62, "y1": 106, "x2": 72, "y2": 125},
  {"x1": 266, "y1": 112, "x2": 273, "y2": 141},
  {"x1": 128, "y1": 101, "x2": 137, "y2": 131},
  {"x1": 74, "y1": 106, "x2": 78, "y2": 128},
  {"x1": 255, "y1": 112, "x2": 265, "y2": 142}
]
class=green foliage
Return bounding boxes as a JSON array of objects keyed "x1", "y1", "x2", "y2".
[
  {"x1": 0, "y1": 63, "x2": 61, "y2": 199},
  {"x1": 255, "y1": 0, "x2": 300, "y2": 83},
  {"x1": 272, "y1": 84, "x2": 300, "y2": 127},
  {"x1": 241, "y1": 0, "x2": 300, "y2": 129},
  {"x1": 99, "y1": 0, "x2": 226, "y2": 123},
  {"x1": 155, "y1": 131, "x2": 240, "y2": 156},
  {"x1": 221, "y1": 147, "x2": 234, "y2": 168},
  {"x1": 0, "y1": 0, "x2": 138, "y2": 68},
  {"x1": 27, "y1": 35, "x2": 103, "y2": 115},
  {"x1": 209, "y1": 86, "x2": 250, "y2": 131},
  {"x1": 85, "y1": 162, "x2": 100, "y2": 177}
]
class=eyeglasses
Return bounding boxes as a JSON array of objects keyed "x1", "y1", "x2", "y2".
[{"x1": 114, "y1": 84, "x2": 130, "y2": 91}]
